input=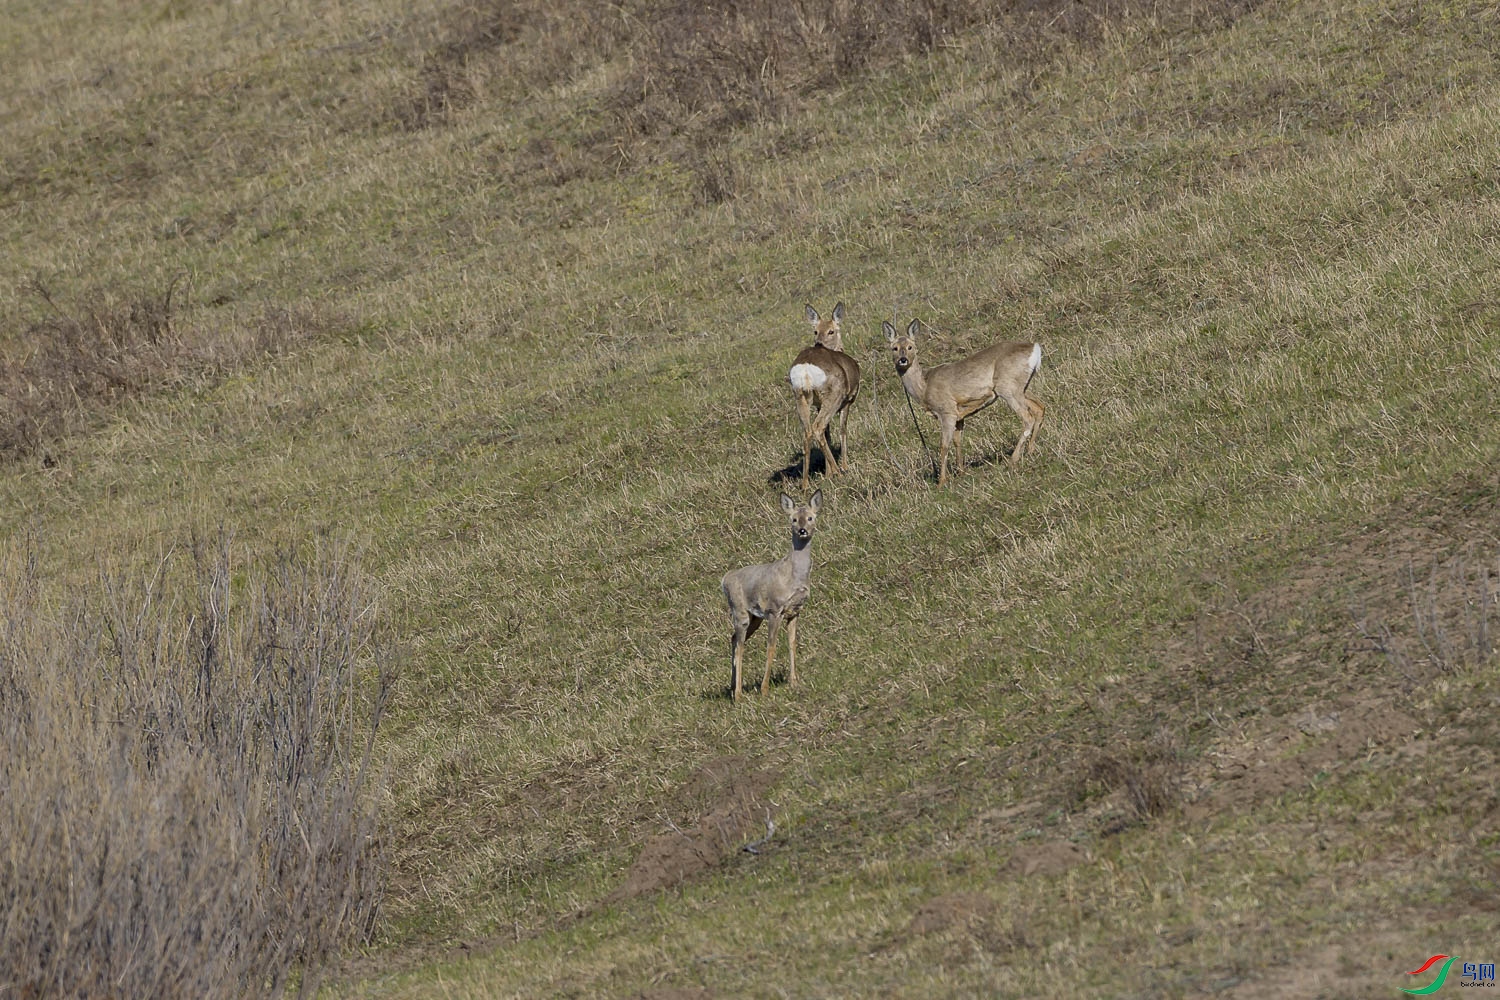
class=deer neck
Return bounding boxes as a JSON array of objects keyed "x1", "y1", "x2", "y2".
[
  {"x1": 899, "y1": 363, "x2": 928, "y2": 403},
  {"x1": 784, "y1": 534, "x2": 813, "y2": 580}
]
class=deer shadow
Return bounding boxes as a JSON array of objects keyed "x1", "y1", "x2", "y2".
[
  {"x1": 959, "y1": 449, "x2": 1009, "y2": 473},
  {"x1": 767, "y1": 444, "x2": 845, "y2": 485},
  {"x1": 700, "y1": 673, "x2": 793, "y2": 702},
  {"x1": 916, "y1": 441, "x2": 1023, "y2": 483}
]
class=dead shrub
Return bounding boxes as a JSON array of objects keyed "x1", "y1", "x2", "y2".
[
  {"x1": 400, "y1": 0, "x2": 632, "y2": 130},
  {"x1": 0, "y1": 533, "x2": 393, "y2": 1000},
  {"x1": 0, "y1": 278, "x2": 183, "y2": 458},
  {"x1": 0, "y1": 281, "x2": 334, "y2": 463},
  {"x1": 1069, "y1": 730, "x2": 1183, "y2": 826},
  {"x1": 690, "y1": 144, "x2": 741, "y2": 205},
  {"x1": 1354, "y1": 546, "x2": 1500, "y2": 681},
  {"x1": 614, "y1": 0, "x2": 992, "y2": 139},
  {"x1": 404, "y1": 0, "x2": 1265, "y2": 171}
]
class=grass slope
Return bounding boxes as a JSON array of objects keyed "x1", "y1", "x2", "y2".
[{"x1": 3, "y1": 0, "x2": 1499, "y2": 996}]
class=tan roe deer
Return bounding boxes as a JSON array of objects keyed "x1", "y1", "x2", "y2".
[
  {"x1": 788, "y1": 303, "x2": 860, "y2": 488},
  {"x1": 720, "y1": 490, "x2": 822, "y2": 702},
  {"x1": 884, "y1": 318, "x2": 1044, "y2": 487}
]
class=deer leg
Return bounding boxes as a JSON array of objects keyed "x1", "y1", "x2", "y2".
[
  {"x1": 1025, "y1": 397, "x2": 1045, "y2": 455},
  {"x1": 786, "y1": 616, "x2": 798, "y2": 688},
  {"x1": 812, "y1": 408, "x2": 841, "y2": 476},
  {"x1": 760, "y1": 613, "x2": 782, "y2": 695},
  {"x1": 1004, "y1": 395, "x2": 1033, "y2": 465},
  {"x1": 797, "y1": 393, "x2": 814, "y2": 488},
  {"x1": 838, "y1": 407, "x2": 851, "y2": 471},
  {"x1": 937, "y1": 415, "x2": 957, "y2": 486},
  {"x1": 953, "y1": 418, "x2": 965, "y2": 474},
  {"x1": 730, "y1": 614, "x2": 762, "y2": 702},
  {"x1": 730, "y1": 621, "x2": 745, "y2": 703}
]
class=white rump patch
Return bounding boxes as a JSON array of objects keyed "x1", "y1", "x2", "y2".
[
  {"x1": 1029, "y1": 343, "x2": 1042, "y2": 373},
  {"x1": 789, "y1": 363, "x2": 829, "y2": 392}
]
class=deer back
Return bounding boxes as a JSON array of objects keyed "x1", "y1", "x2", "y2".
[
  {"x1": 927, "y1": 341, "x2": 1036, "y2": 414},
  {"x1": 792, "y1": 344, "x2": 859, "y2": 403}
]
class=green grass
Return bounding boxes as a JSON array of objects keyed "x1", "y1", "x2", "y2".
[{"x1": 4, "y1": 0, "x2": 1500, "y2": 995}]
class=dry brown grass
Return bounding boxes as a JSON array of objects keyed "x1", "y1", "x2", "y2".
[
  {"x1": 0, "y1": 280, "x2": 335, "y2": 463},
  {"x1": 401, "y1": 0, "x2": 630, "y2": 130},
  {"x1": 0, "y1": 534, "x2": 392, "y2": 1000},
  {"x1": 407, "y1": 0, "x2": 1266, "y2": 164}
]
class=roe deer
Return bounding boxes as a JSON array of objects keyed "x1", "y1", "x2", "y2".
[
  {"x1": 720, "y1": 490, "x2": 822, "y2": 702},
  {"x1": 884, "y1": 318, "x2": 1045, "y2": 487},
  {"x1": 788, "y1": 303, "x2": 861, "y2": 488}
]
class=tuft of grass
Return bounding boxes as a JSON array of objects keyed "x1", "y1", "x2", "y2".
[
  {"x1": 0, "y1": 277, "x2": 182, "y2": 460},
  {"x1": 1070, "y1": 731, "x2": 1185, "y2": 829}
]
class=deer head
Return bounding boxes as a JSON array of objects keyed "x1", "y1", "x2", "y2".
[
  {"x1": 781, "y1": 489, "x2": 821, "y2": 544},
  {"x1": 806, "y1": 302, "x2": 846, "y2": 353},
  {"x1": 883, "y1": 318, "x2": 921, "y2": 375}
]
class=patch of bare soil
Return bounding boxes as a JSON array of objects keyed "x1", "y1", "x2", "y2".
[
  {"x1": 889, "y1": 891, "x2": 1027, "y2": 960},
  {"x1": 604, "y1": 756, "x2": 778, "y2": 905},
  {"x1": 1142, "y1": 469, "x2": 1497, "y2": 819},
  {"x1": 1208, "y1": 924, "x2": 1428, "y2": 999},
  {"x1": 1156, "y1": 469, "x2": 1500, "y2": 693},
  {"x1": 1006, "y1": 840, "x2": 1090, "y2": 877},
  {"x1": 1184, "y1": 694, "x2": 1421, "y2": 819},
  {"x1": 334, "y1": 757, "x2": 777, "y2": 988},
  {"x1": 905, "y1": 892, "x2": 998, "y2": 936}
]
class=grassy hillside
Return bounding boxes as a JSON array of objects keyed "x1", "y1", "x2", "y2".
[{"x1": 4, "y1": 0, "x2": 1500, "y2": 996}]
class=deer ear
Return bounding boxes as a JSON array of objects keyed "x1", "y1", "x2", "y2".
[
  {"x1": 831, "y1": 302, "x2": 844, "y2": 324},
  {"x1": 808, "y1": 489, "x2": 822, "y2": 511},
  {"x1": 780, "y1": 493, "x2": 795, "y2": 513},
  {"x1": 805, "y1": 304, "x2": 820, "y2": 325},
  {"x1": 882, "y1": 320, "x2": 897, "y2": 343},
  {"x1": 906, "y1": 318, "x2": 920, "y2": 339}
]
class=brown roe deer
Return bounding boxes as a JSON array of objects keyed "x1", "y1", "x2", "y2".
[
  {"x1": 720, "y1": 490, "x2": 821, "y2": 702},
  {"x1": 884, "y1": 318, "x2": 1044, "y2": 487},
  {"x1": 788, "y1": 303, "x2": 860, "y2": 488}
]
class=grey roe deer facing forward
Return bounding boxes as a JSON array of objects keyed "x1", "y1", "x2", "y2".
[
  {"x1": 885, "y1": 319, "x2": 1045, "y2": 487},
  {"x1": 720, "y1": 490, "x2": 822, "y2": 702},
  {"x1": 788, "y1": 303, "x2": 860, "y2": 488}
]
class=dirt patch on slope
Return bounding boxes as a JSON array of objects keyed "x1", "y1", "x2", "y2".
[
  {"x1": 1184, "y1": 695, "x2": 1422, "y2": 818},
  {"x1": 604, "y1": 756, "x2": 778, "y2": 905},
  {"x1": 1115, "y1": 469, "x2": 1496, "y2": 821},
  {"x1": 1209, "y1": 923, "x2": 1432, "y2": 999},
  {"x1": 1153, "y1": 468, "x2": 1500, "y2": 694},
  {"x1": 1007, "y1": 840, "x2": 1090, "y2": 877},
  {"x1": 891, "y1": 891, "x2": 1027, "y2": 958},
  {"x1": 1035, "y1": 469, "x2": 1497, "y2": 846},
  {"x1": 905, "y1": 893, "x2": 999, "y2": 936}
]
